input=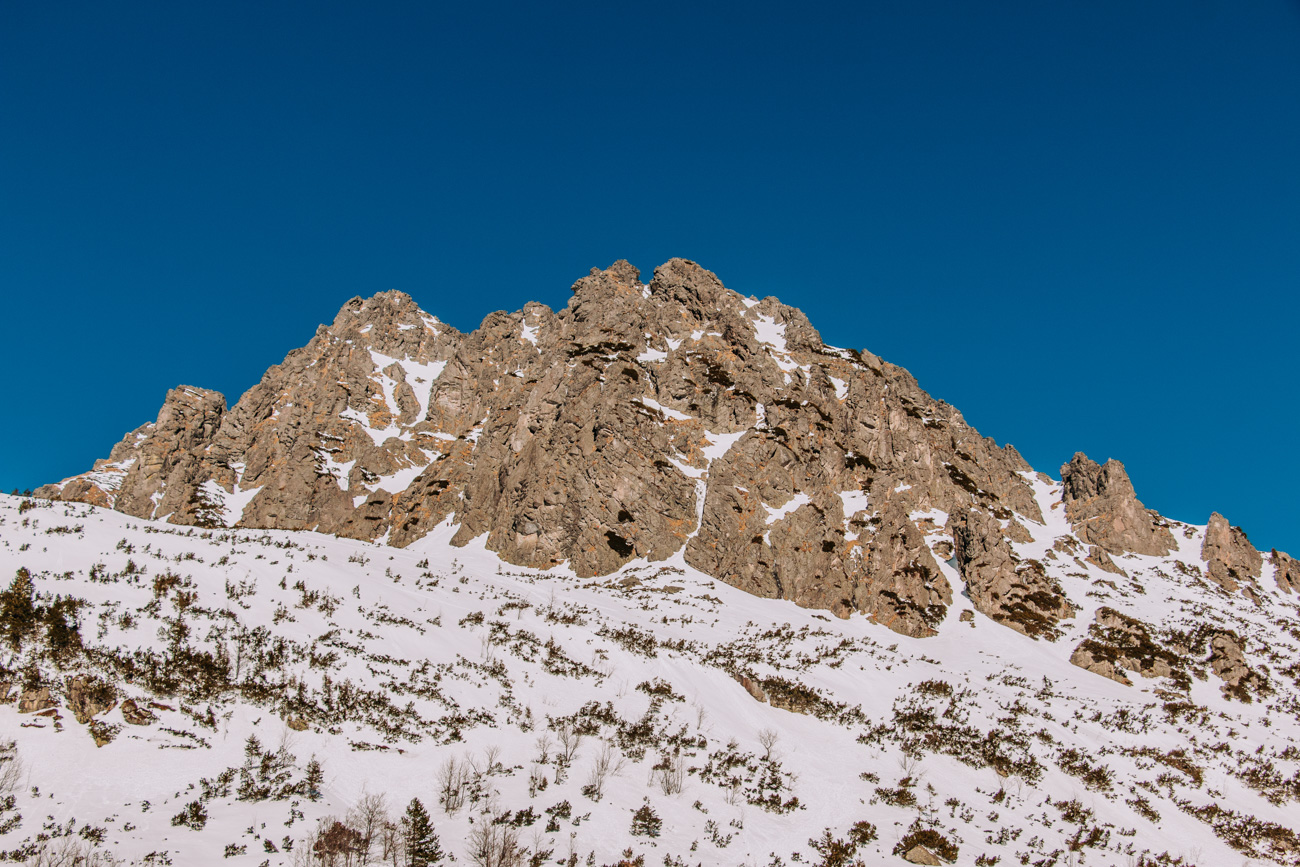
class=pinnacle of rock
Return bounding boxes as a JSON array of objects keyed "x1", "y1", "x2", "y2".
[{"x1": 1060, "y1": 452, "x2": 1175, "y2": 557}]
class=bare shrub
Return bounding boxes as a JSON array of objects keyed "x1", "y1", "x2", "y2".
[
  {"x1": 528, "y1": 763, "x2": 548, "y2": 798},
  {"x1": 533, "y1": 733, "x2": 553, "y2": 765},
  {"x1": 651, "y1": 750, "x2": 685, "y2": 795},
  {"x1": 556, "y1": 723, "x2": 583, "y2": 764},
  {"x1": 437, "y1": 756, "x2": 469, "y2": 813},
  {"x1": 24, "y1": 836, "x2": 119, "y2": 866},
  {"x1": 758, "y1": 728, "x2": 779, "y2": 761},
  {"x1": 0, "y1": 741, "x2": 22, "y2": 796},
  {"x1": 582, "y1": 741, "x2": 623, "y2": 800},
  {"x1": 693, "y1": 701, "x2": 708, "y2": 732}
]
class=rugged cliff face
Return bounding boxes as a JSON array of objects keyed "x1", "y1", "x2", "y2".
[{"x1": 38, "y1": 259, "x2": 1294, "y2": 641}]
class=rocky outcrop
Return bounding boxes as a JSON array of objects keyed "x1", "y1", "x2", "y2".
[
  {"x1": 1070, "y1": 608, "x2": 1179, "y2": 686},
  {"x1": 44, "y1": 260, "x2": 1052, "y2": 634},
  {"x1": 1069, "y1": 645, "x2": 1131, "y2": 685},
  {"x1": 853, "y1": 502, "x2": 952, "y2": 637},
  {"x1": 65, "y1": 676, "x2": 117, "y2": 725},
  {"x1": 1060, "y1": 453, "x2": 1174, "y2": 557},
  {"x1": 42, "y1": 291, "x2": 462, "y2": 536},
  {"x1": 733, "y1": 672, "x2": 768, "y2": 703},
  {"x1": 17, "y1": 686, "x2": 54, "y2": 713},
  {"x1": 1208, "y1": 630, "x2": 1269, "y2": 701},
  {"x1": 1085, "y1": 545, "x2": 1127, "y2": 576},
  {"x1": 902, "y1": 845, "x2": 942, "y2": 866},
  {"x1": 120, "y1": 698, "x2": 157, "y2": 726},
  {"x1": 1201, "y1": 513, "x2": 1262, "y2": 593},
  {"x1": 951, "y1": 509, "x2": 1074, "y2": 640},
  {"x1": 38, "y1": 387, "x2": 226, "y2": 524},
  {"x1": 1274, "y1": 550, "x2": 1299, "y2": 594}
]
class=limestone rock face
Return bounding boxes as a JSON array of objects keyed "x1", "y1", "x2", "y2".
[
  {"x1": 1060, "y1": 453, "x2": 1174, "y2": 557},
  {"x1": 1070, "y1": 608, "x2": 1178, "y2": 685},
  {"x1": 1085, "y1": 546, "x2": 1127, "y2": 577},
  {"x1": 38, "y1": 387, "x2": 226, "y2": 524},
  {"x1": 65, "y1": 676, "x2": 117, "y2": 725},
  {"x1": 52, "y1": 257, "x2": 1290, "y2": 639},
  {"x1": 1208, "y1": 630, "x2": 1269, "y2": 700},
  {"x1": 858, "y1": 503, "x2": 952, "y2": 637},
  {"x1": 1274, "y1": 550, "x2": 1300, "y2": 594},
  {"x1": 951, "y1": 509, "x2": 1073, "y2": 640},
  {"x1": 1200, "y1": 513, "x2": 1262, "y2": 592},
  {"x1": 17, "y1": 687, "x2": 54, "y2": 714},
  {"x1": 1069, "y1": 645, "x2": 1131, "y2": 686},
  {"x1": 44, "y1": 291, "x2": 461, "y2": 535}
]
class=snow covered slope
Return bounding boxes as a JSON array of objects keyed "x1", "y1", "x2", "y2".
[{"x1": 1, "y1": 482, "x2": 1297, "y2": 866}]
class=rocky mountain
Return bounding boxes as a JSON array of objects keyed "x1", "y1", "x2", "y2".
[
  {"x1": 39, "y1": 260, "x2": 1298, "y2": 638},
  {"x1": 9, "y1": 259, "x2": 1298, "y2": 866}
]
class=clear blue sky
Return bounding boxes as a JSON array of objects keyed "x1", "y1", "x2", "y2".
[{"x1": 3, "y1": 2, "x2": 1298, "y2": 555}]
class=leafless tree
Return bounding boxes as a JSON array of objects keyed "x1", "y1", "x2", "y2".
[
  {"x1": 528, "y1": 762, "x2": 548, "y2": 798},
  {"x1": 291, "y1": 825, "x2": 322, "y2": 867},
  {"x1": 483, "y1": 744, "x2": 502, "y2": 774},
  {"x1": 379, "y1": 818, "x2": 406, "y2": 867},
  {"x1": 25, "y1": 836, "x2": 120, "y2": 866},
  {"x1": 309, "y1": 817, "x2": 366, "y2": 867},
  {"x1": 0, "y1": 740, "x2": 21, "y2": 795},
  {"x1": 556, "y1": 723, "x2": 583, "y2": 765},
  {"x1": 467, "y1": 821, "x2": 524, "y2": 867},
  {"x1": 757, "y1": 728, "x2": 779, "y2": 761},
  {"x1": 437, "y1": 755, "x2": 469, "y2": 813},
  {"x1": 533, "y1": 732, "x2": 553, "y2": 765},
  {"x1": 346, "y1": 790, "x2": 389, "y2": 862},
  {"x1": 692, "y1": 701, "x2": 708, "y2": 733}
]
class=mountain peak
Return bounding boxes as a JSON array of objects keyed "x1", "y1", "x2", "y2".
[{"x1": 39, "y1": 259, "x2": 1292, "y2": 617}]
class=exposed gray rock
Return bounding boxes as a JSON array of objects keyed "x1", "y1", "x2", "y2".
[
  {"x1": 17, "y1": 686, "x2": 54, "y2": 714},
  {"x1": 1274, "y1": 549, "x2": 1299, "y2": 594},
  {"x1": 951, "y1": 508, "x2": 1074, "y2": 641},
  {"x1": 903, "y1": 845, "x2": 941, "y2": 866},
  {"x1": 1208, "y1": 629, "x2": 1269, "y2": 701},
  {"x1": 41, "y1": 259, "x2": 1221, "y2": 641},
  {"x1": 1085, "y1": 545, "x2": 1127, "y2": 577},
  {"x1": 120, "y1": 698, "x2": 157, "y2": 726},
  {"x1": 1070, "y1": 608, "x2": 1178, "y2": 685},
  {"x1": 1201, "y1": 513, "x2": 1262, "y2": 593},
  {"x1": 1060, "y1": 453, "x2": 1174, "y2": 556},
  {"x1": 65, "y1": 676, "x2": 116, "y2": 725}
]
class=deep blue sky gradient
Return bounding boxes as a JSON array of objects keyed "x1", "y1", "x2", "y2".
[{"x1": 3, "y1": 2, "x2": 1299, "y2": 554}]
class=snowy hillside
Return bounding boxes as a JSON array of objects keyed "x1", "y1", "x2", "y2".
[{"x1": 1, "y1": 481, "x2": 1297, "y2": 866}]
